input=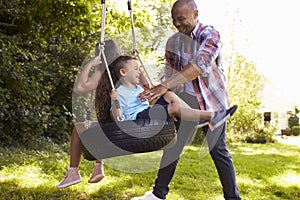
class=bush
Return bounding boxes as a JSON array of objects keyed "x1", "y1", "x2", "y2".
[
  {"x1": 0, "y1": 0, "x2": 166, "y2": 146},
  {"x1": 225, "y1": 106, "x2": 277, "y2": 143},
  {"x1": 292, "y1": 126, "x2": 300, "y2": 136},
  {"x1": 281, "y1": 128, "x2": 292, "y2": 136},
  {"x1": 0, "y1": 0, "x2": 97, "y2": 146},
  {"x1": 288, "y1": 114, "x2": 299, "y2": 128},
  {"x1": 243, "y1": 124, "x2": 276, "y2": 144},
  {"x1": 0, "y1": 33, "x2": 76, "y2": 146},
  {"x1": 191, "y1": 128, "x2": 206, "y2": 145}
]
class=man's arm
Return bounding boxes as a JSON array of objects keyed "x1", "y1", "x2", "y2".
[
  {"x1": 138, "y1": 63, "x2": 201, "y2": 102},
  {"x1": 162, "y1": 62, "x2": 200, "y2": 89},
  {"x1": 139, "y1": 26, "x2": 221, "y2": 102}
]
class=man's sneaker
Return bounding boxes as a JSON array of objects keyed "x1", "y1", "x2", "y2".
[
  {"x1": 131, "y1": 191, "x2": 165, "y2": 200},
  {"x1": 56, "y1": 167, "x2": 82, "y2": 189},
  {"x1": 209, "y1": 105, "x2": 238, "y2": 131},
  {"x1": 88, "y1": 161, "x2": 105, "y2": 183}
]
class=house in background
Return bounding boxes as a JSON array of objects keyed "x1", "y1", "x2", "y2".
[{"x1": 260, "y1": 82, "x2": 299, "y2": 134}]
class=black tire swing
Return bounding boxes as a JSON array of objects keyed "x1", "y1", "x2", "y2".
[{"x1": 80, "y1": 0, "x2": 177, "y2": 161}]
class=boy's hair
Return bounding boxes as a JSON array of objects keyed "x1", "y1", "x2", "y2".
[{"x1": 95, "y1": 55, "x2": 137, "y2": 124}]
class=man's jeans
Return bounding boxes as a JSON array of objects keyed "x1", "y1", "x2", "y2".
[{"x1": 152, "y1": 93, "x2": 241, "y2": 200}]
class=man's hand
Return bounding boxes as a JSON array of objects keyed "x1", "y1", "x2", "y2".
[{"x1": 138, "y1": 84, "x2": 168, "y2": 102}]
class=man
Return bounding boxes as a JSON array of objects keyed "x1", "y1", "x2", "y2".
[{"x1": 132, "y1": 0, "x2": 241, "y2": 199}]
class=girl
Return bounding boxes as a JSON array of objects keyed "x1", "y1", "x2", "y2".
[
  {"x1": 57, "y1": 40, "x2": 125, "y2": 189},
  {"x1": 95, "y1": 55, "x2": 237, "y2": 129}
]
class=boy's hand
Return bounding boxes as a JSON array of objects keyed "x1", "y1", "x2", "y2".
[{"x1": 110, "y1": 89, "x2": 118, "y2": 100}]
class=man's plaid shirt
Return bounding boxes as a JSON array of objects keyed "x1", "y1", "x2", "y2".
[{"x1": 164, "y1": 22, "x2": 230, "y2": 111}]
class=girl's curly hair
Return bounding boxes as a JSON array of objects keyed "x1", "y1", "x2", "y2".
[{"x1": 95, "y1": 55, "x2": 137, "y2": 124}]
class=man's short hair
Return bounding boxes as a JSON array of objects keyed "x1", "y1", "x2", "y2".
[{"x1": 172, "y1": 0, "x2": 197, "y2": 11}]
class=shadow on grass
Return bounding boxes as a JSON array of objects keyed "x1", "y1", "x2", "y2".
[
  {"x1": 1, "y1": 156, "x2": 156, "y2": 200},
  {"x1": 170, "y1": 143, "x2": 300, "y2": 200},
  {"x1": 0, "y1": 180, "x2": 89, "y2": 200},
  {"x1": 230, "y1": 144, "x2": 300, "y2": 200},
  {"x1": 0, "y1": 176, "x2": 150, "y2": 200},
  {"x1": 1, "y1": 143, "x2": 299, "y2": 199}
]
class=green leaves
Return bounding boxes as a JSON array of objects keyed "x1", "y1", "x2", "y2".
[
  {"x1": 0, "y1": 0, "x2": 172, "y2": 146},
  {"x1": 226, "y1": 53, "x2": 274, "y2": 143}
]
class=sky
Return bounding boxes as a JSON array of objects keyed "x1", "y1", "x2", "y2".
[{"x1": 197, "y1": 0, "x2": 300, "y2": 111}]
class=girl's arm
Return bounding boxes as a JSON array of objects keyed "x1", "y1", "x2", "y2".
[
  {"x1": 74, "y1": 56, "x2": 102, "y2": 94},
  {"x1": 110, "y1": 89, "x2": 120, "y2": 122}
]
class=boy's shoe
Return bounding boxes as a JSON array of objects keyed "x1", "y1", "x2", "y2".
[
  {"x1": 209, "y1": 105, "x2": 238, "y2": 131},
  {"x1": 88, "y1": 162, "x2": 105, "y2": 183},
  {"x1": 56, "y1": 167, "x2": 82, "y2": 189},
  {"x1": 131, "y1": 191, "x2": 165, "y2": 200},
  {"x1": 195, "y1": 121, "x2": 209, "y2": 129}
]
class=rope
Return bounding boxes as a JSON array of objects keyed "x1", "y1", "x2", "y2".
[
  {"x1": 87, "y1": 0, "x2": 157, "y2": 122},
  {"x1": 127, "y1": 0, "x2": 154, "y2": 88},
  {"x1": 100, "y1": 0, "x2": 106, "y2": 43},
  {"x1": 86, "y1": 0, "x2": 125, "y2": 123},
  {"x1": 100, "y1": 1, "x2": 124, "y2": 121}
]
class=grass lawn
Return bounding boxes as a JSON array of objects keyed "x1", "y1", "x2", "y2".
[{"x1": 0, "y1": 139, "x2": 299, "y2": 200}]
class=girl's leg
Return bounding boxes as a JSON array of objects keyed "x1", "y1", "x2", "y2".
[
  {"x1": 74, "y1": 123, "x2": 105, "y2": 183},
  {"x1": 70, "y1": 124, "x2": 83, "y2": 167},
  {"x1": 88, "y1": 160, "x2": 105, "y2": 183},
  {"x1": 57, "y1": 124, "x2": 84, "y2": 189},
  {"x1": 71, "y1": 123, "x2": 103, "y2": 168},
  {"x1": 163, "y1": 91, "x2": 213, "y2": 121},
  {"x1": 57, "y1": 123, "x2": 104, "y2": 188}
]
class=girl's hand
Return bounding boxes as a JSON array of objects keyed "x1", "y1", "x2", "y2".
[
  {"x1": 110, "y1": 89, "x2": 118, "y2": 100},
  {"x1": 90, "y1": 56, "x2": 102, "y2": 67}
]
